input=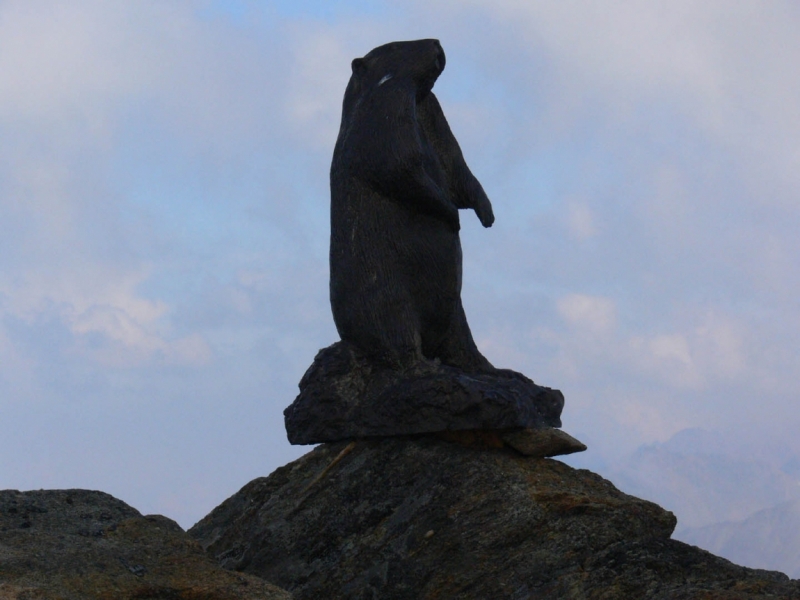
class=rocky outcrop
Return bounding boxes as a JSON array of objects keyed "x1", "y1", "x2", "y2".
[
  {"x1": 0, "y1": 489, "x2": 290, "y2": 600},
  {"x1": 190, "y1": 437, "x2": 800, "y2": 600}
]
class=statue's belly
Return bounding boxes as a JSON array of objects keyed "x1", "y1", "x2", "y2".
[{"x1": 330, "y1": 186, "x2": 461, "y2": 345}]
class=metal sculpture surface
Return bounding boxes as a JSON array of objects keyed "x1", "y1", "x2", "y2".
[{"x1": 330, "y1": 39, "x2": 494, "y2": 373}]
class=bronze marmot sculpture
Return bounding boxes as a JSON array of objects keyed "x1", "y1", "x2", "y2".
[{"x1": 330, "y1": 39, "x2": 495, "y2": 372}]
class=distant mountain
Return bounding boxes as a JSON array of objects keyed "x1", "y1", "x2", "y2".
[
  {"x1": 609, "y1": 428, "x2": 800, "y2": 529},
  {"x1": 677, "y1": 499, "x2": 800, "y2": 578}
]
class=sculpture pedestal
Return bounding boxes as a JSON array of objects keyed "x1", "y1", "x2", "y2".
[{"x1": 284, "y1": 341, "x2": 566, "y2": 446}]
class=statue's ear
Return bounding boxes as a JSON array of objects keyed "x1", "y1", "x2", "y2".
[{"x1": 351, "y1": 58, "x2": 366, "y2": 76}]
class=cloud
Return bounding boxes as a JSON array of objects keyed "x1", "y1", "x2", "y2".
[
  {"x1": 0, "y1": 0, "x2": 316, "y2": 370},
  {"x1": 557, "y1": 293, "x2": 616, "y2": 334},
  {"x1": 282, "y1": 25, "x2": 353, "y2": 149},
  {"x1": 565, "y1": 201, "x2": 597, "y2": 240}
]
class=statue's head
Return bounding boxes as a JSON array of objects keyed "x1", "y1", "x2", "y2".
[{"x1": 348, "y1": 39, "x2": 445, "y2": 100}]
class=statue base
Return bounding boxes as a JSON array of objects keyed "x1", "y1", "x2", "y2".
[{"x1": 284, "y1": 342, "x2": 565, "y2": 445}]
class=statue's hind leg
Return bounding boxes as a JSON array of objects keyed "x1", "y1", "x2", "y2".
[
  {"x1": 356, "y1": 288, "x2": 426, "y2": 370},
  {"x1": 433, "y1": 299, "x2": 495, "y2": 373}
]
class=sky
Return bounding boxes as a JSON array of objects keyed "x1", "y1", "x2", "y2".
[{"x1": 1, "y1": 0, "x2": 799, "y2": 541}]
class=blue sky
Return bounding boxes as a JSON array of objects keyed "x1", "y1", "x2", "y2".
[{"x1": 2, "y1": 0, "x2": 800, "y2": 533}]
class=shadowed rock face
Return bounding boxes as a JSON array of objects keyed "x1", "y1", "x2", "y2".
[
  {"x1": 0, "y1": 489, "x2": 290, "y2": 600},
  {"x1": 189, "y1": 437, "x2": 800, "y2": 599}
]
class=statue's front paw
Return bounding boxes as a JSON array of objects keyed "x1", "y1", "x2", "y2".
[{"x1": 475, "y1": 203, "x2": 494, "y2": 228}]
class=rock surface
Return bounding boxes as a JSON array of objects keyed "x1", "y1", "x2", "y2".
[
  {"x1": 500, "y1": 427, "x2": 587, "y2": 457},
  {"x1": 190, "y1": 437, "x2": 800, "y2": 599},
  {"x1": 284, "y1": 341, "x2": 564, "y2": 445},
  {"x1": 0, "y1": 489, "x2": 290, "y2": 600}
]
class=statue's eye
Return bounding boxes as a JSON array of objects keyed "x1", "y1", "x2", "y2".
[{"x1": 378, "y1": 74, "x2": 393, "y2": 86}]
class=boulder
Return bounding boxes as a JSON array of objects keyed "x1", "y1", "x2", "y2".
[
  {"x1": 0, "y1": 489, "x2": 290, "y2": 600},
  {"x1": 190, "y1": 437, "x2": 800, "y2": 599}
]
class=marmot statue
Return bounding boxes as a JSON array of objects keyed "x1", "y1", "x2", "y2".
[{"x1": 330, "y1": 39, "x2": 495, "y2": 372}]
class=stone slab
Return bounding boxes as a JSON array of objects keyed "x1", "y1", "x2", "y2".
[
  {"x1": 284, "y1": 341, "x2": 564, "y2": 445},
  {"x1": 502, "y1": 427, "x2": 587, "y2": 457}
]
